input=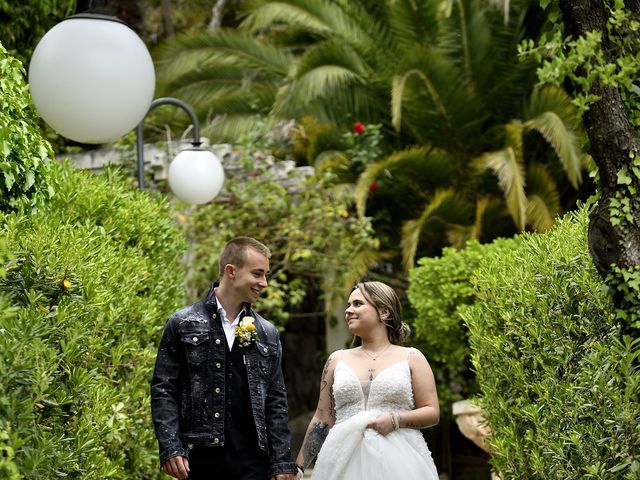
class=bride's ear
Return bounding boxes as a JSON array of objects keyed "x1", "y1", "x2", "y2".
[{"x1": 379, "y1": 308, "x2": 390, "y2": 320}]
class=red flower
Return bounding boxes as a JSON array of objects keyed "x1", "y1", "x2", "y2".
[
  {"x1": 353, "y1": 121, "x2": 365, "y2": 135},
  {"x1": 369, "y1": 181, "x2": 378, "y2": 192},
  {"x1": 251, "y1": 170, "x2": 259, "y2": 177}
]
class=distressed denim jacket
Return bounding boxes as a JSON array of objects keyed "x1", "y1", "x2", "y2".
[{"x1": 150, "y1": 286, "x2": 297, "y2": 477}]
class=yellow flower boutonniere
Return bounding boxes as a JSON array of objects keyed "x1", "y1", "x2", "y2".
[{"x1": 236, "y1": 316, "x2": 259, "y2": 347}]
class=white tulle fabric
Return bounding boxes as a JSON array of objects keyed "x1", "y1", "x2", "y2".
[{"x1": 312, "y1": 358, "x2": 439, "y2": 480}]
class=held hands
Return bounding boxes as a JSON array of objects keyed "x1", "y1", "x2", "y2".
[
  {"x1": 272, "y1": 474, "x2": 300, "y2": 480},
  {"x1": 162, "y1": 455, "x2": 189, "y2": 479},
  {"x1": 366, "y1": 412, "x2": 401, "y2": 436}
]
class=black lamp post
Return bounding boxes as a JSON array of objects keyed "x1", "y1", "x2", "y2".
[{"x1": 136, "y1": 97, "x2": 224, "y2": 203}]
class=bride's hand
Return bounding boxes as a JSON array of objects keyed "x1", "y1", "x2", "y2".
[{"x1": 366, "y1": 414, "x2": 395, "y2": 436}]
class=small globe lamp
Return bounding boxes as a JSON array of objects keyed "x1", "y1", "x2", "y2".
[{"x1": 136, "y1": 97, "x2": 225, "y2": 204}]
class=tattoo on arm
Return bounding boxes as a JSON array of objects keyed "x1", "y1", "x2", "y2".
[
  {"x1": 302, "y1": 422, "x2": 329, "y2": 469},
  {"x1": 320, "y1": 357, "x2": 332, "y2": 393}
]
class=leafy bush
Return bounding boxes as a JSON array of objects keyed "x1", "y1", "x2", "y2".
[
  {"x1": 0, "y1": 162, "x2": 186, "y2": 479},
  {"x1": 407, "y1": 237, "x2": 521, "y2": 412},
  {"x1": 0, "y1": 1, "x2": 75, "y2": 64},
  {"x1": 184, "y1": 153, "x2": 379, "y2": 326},
  {"x1": 0, "y1": 42, "x2": 55, "y2": 213},
  {"x1": 463, "y1": 207, "x2": 639, "y2": 478}
]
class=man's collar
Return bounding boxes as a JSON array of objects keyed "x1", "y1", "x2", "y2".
[{"x1": 203, "y1": 282, "x2": 251, "y2": 317}]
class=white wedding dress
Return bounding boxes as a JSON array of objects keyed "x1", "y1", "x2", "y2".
[{"x1": 312, "y1": 350, "x2": 439, "y2": 480}]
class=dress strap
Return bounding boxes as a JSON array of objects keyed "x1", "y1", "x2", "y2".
[
  {"x1": 404, "y1": 347, "x2": 416, "y2": 360},
  {"x1": 338, "y1": 349, "x2": 344, "y2": 361}
]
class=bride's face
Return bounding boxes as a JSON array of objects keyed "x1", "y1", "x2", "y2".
[{"x1": 345, "y1": 288, "x2": 380, "y2": 335}]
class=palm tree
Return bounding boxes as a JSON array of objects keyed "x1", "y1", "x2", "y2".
[{"x1": 155, "y1": 0, "x2": 587, "y2": 268}]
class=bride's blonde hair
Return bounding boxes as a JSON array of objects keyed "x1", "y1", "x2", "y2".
[{"x1": 355, "y1": 281, "x2": 410, "y2": 345}]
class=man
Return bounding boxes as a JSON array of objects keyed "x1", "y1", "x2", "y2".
[{"x1": 151, "y1": 237, "x2": 300, "y2": 480}]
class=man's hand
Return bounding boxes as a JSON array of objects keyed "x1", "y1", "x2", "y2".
[
  {"x1": 162, "y1": 455, "x2": 189, "y2": 479},
  {"x1": 272, "y1": 473, "x2": 299, "y2": 480}
]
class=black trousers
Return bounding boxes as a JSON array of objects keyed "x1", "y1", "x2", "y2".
[{"x1": 187, "y1": 443, "x2": 269, "y2": 480}]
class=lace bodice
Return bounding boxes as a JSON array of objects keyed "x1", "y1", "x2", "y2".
[
  {"x1": 313, "y1": 350, "x2": 439, "y2": 480},
  {"x1": 332, "y1": 360, "x2": 415, "y2": 423}
]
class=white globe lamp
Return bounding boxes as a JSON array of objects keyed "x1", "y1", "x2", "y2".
[
  {"x1": 28, "y1": 14, "x2": 155, "y2": 144},
  {"x1": 168, "y1": 149, "x2": 225, "y2": 204}
]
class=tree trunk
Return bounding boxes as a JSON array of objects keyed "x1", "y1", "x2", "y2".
[
  {"x1": 208, "y1": 0, "x2": 227, "y2": 31},
  {"x1": 161, "y1": 0, "x2": 174, "y2": 38},
  {"x1": 559, "y1": 0, "x2": 640, "y2": 279}
]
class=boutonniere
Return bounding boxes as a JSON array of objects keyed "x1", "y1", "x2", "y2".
[{"x1": 236, "y1": 316, "x2": 259, "y2": 347}]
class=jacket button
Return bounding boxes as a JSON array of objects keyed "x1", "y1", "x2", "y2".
[
  {"x1": 215, "y1": 387, "x2": 220, "y2": 393},
  {"x1": 216, "y1": 363, "x2": 221, "y2": 368},
  {"x1": 263, "y1": 347, "x2": 268, "y2": 353},
  {"x1": 215, "y1": 339, "x2": 221, "y2": 345},
  {"x1": 212, "y1": 314, "x2": 217, "y2": 319},
  {"x1": 214, "y1": 412, "x2": 220, "y2": 418},
  {"x1": 213, "y1": 438, "x2": 219, "y2": 444},
  {"x1": 192, "y1": 336, "x2": 198, "y2": 342}
]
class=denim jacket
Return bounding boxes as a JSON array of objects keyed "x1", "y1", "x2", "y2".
[{"x1": 150, "y1": 287, "x2": 297, "y2": 477}]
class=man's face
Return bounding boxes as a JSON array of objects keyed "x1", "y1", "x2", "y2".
[{"x1": 230, "y1": 247, "x2": 270, "y2": 304}]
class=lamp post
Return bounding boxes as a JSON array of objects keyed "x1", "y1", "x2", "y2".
[
  {"x1": 137, "y1": 98, "x2": 224, "y2": 204},
  {"x1": 27, "y1": 4, "x2": 224, "y2": 204}
]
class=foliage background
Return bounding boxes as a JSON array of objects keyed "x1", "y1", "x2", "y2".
[
  {"x1": 462, "y1": 207, "x2": 639, "y2": 479},
  {"x1": 0, "y1": 43, "x2": 55, "y2": 212},
  {"x1": 182, "y1": 141, "x2": 379, "y2": 326},
  {"x1": 0, "y1": 162, "x2": 186, "y2": 480},
  {"x1": 407, "y1": 237, "x2": 521, "y2": 413}
]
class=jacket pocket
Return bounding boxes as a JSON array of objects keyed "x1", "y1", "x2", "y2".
[
  {"x1": 256, "y1": 341, "x2": 277, "y2": 377},
  {"x1": 181, "y1": 333, "x2": 209, "y2": 365}
]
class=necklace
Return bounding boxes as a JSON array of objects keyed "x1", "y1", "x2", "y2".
[
  {"x1": 361, "y1": 343, "x2": 392, "y2": 360},
  {"x1": 361, "y1": 344, "x2": 392, "y2": 381}
]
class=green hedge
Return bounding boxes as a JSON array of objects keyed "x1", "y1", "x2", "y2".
[
  {"x1": 0, "y1": 162, "x2": 186, "y2": 479},
  {"x1": 0, "y1": 42, "x2": 55, "y2": 213},
  {"x1": 407, "y1": 237, "x2": 520, "y2": 412},
  {"x1": 463, "y1": 208, "x2": 640, "y2": 478}
]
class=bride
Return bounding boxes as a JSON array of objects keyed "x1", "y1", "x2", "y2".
[{"x1": 295, "y1": 281, "x2": 439, "y2": 480}]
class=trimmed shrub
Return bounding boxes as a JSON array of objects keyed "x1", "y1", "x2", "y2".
[
  {"x1": 0, "y1": 42, "x2": 55, "y2": 212},
  {"x1": 463, "y1": 207, "x2": 639, "y2": 478},
  {"x1": 0, "y1": 162, "x2": 186, "y2": 479},
  {"x1": 407, "y1": 237, "x2": 521, "y2": 412}
]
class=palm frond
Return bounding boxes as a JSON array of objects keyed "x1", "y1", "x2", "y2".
[
  {"x1": 156, "y1": 30, "x2": 293, "y2": 81},
  {"x1": 475, "y1": 145, "x2": 527, "y2": 231},
  {"x1": 401, "y1": 189, "x2": 468, "y2": 270},
  {"x1": 387, "y1": 0, "x2": 440, "y2": 46},
  {"x1": 241, "y1": 0, "x2": 375, "y2": 47},
  {"x1": 390, "y1": 44, "x2": 485, "y2": 148},
  {"x1": 355, "y1": 146, "x2": 454, "y2": 217},
  {"x1": 272, "y1": 40, "x2": 371, "y2": 118},
  {"x1": 446, "y1": 196, "x2": 496, "y2": 247},
  {"x1": 524, "y1": 86, "x2": 583, "y2": 188},
  {"x1": 391, "y1": 68, "x2": 453, "y2": 133},
  {"x1": 525, "y1": 162, "x2": 561, "y2": 232},
  {"x1": 200, "y1": 114, "x2": 268, "y2": 144}
]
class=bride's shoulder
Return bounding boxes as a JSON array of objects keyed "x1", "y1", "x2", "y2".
[
  {"x1": 325, "y1": 349, "x2": 344, "y2": 369},
  {"x1": 403, "y1": 346, "x2": 428, "y2": 363}
]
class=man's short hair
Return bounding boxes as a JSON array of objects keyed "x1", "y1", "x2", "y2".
[{"x1": 219, "y1": 237, "x2": 271, "y2": 276}]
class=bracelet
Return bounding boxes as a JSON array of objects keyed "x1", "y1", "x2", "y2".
[
  {"x1": 390, "y1": 411, "x2": 400, "y2": 431},
  {"x1": 296, "y1": 464, "x2": 305, "y2": 478}
]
